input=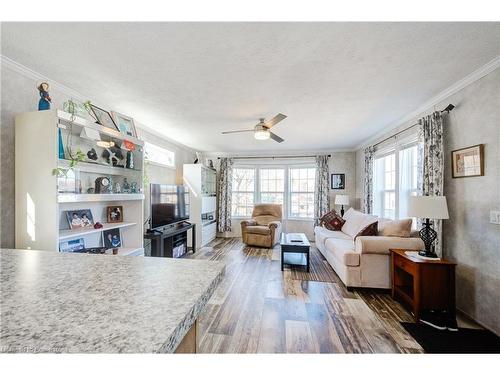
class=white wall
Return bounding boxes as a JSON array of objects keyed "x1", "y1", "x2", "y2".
[
  {"x1": 355, "y1": 68, "x2": 500, "y2": 335},
  {"x1": 0, "y1": 58, "x2": 197, "y2": 247}
]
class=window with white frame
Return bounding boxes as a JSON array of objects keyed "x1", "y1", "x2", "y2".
[
  {"x1": 289, "y1": 167, "x2": 316, "y2": 219},
  {"x1": 373, "y1": 138, "x2": 420, "y2": 221},
  {"x1": 231, "y1": 168, "x2": 256, "y2": 217},
  {"x1": 259, "y1": 168, "x2": 285, "y2": 205},
  {"x1": 144, "y1": 142, "x2": 175, "y2": 168},
  {"x1": 230, "y1": 165, "x2": 316, "y2": 219}
]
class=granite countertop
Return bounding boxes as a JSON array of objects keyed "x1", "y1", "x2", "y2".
[{"x1": 0, "y1": 249, "x2": 224, "y2": 353}]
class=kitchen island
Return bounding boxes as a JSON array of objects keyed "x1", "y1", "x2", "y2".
[{"x1": 0, "y1": 249, "x2": 224, "y2": 353}]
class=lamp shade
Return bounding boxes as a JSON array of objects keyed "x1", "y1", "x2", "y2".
[
  {"x1": 408, "y1": 196, "x2": 449, "y2": 219},
  {"x1": 335, "y1": 194, "x2": 350, "y2": 206}
]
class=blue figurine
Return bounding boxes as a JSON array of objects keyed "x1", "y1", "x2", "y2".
[{"x1": 37, "y1": 82, "x2": 52, "y2": 111}]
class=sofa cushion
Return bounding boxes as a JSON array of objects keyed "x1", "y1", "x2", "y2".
[
  {"x1": 341, "y1": 209, "x2": 377, "y2": 238},
  {"x1": 314, "y1": 226, "x2": 351, "y2": 250},
  {"x1": 378, "y1": 218, "x2": 412, "y2": 237},
  {"x1": 320, "y1": 210, "x2": 345, "y2": 231},
  {"x1": 244, "y1": 225, "x2": 271, "y2": 235},
  {"x1": 324, "y1": 238, "x2": 359, "y2": 266},
  {"x1": 354, "y1": 221, "x2": 378, "y2": 240}
]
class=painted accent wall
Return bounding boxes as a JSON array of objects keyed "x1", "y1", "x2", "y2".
[
  {"x1": 355, "y1": 68, "x2": 500, "y2": 334},
  {"x1": 0, "y1": 61, "x2": 196, "y2": 248}
]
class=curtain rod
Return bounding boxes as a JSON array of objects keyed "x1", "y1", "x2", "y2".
[
  {"x1": 217, "y1": 154, "x2": 331, "y2": 160},
  {"x1": 372, "y1": 104, "x2": 455, "y2": 149}
]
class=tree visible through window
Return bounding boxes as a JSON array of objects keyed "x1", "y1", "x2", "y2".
[
  {"x1": 231, "y1": 168, "x2": 255, "y2": 217},
  {"x1": 289, "y1": 167, "x2": 315, "y2": 219}
]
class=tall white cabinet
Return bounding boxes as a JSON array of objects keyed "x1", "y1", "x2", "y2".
[
  {"x1": 183, "y1": 164, "x2": 217, "y2": 248},
  {"x1": 15, "y1": 110, "x2": 144, "y2": 255}
]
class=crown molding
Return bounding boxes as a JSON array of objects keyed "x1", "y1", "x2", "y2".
[
  {"x1": 355, "y1": 55, "x2": 500, "y2": 151},
  {"x1": 1, "y1": 55, "x2": 89, "y2": 102},
  {"x1": 1, "y1": 54, "x2": 199, "y2": 154}
]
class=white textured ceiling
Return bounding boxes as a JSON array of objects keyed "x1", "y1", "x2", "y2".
[{"x1": 2, "y1": 22, "x2": 499, "y2": 152}]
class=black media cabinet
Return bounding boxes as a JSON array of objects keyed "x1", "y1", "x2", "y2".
[{"x1": 144, "y1": 222, "x2": 196, "y2": 258}]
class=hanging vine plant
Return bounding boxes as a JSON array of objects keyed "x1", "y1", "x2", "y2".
[{"x1": 52, "y1": 99, "x2": 92, "y2": 177}]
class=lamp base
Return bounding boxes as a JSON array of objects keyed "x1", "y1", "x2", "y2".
[{"x1": 418, "y1": 249, "x2": 438, "y2": 258}]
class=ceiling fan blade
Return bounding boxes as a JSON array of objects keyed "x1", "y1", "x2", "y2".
[
  {"x1": 221, "y1": 129, "x2": 254, "y2": 134},
  {"x1": 269, "y1": 132, "x2": 285, "y2": 143},
  {"x1": 264, "y1": 113, "x2": 287, "y2": 128}
]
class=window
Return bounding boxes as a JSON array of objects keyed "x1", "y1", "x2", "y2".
[
  {"x1": 231, "y1": 168, "x2": 255, "y2": 217},
  {"x1": 289, "y1": 167, "x2": 316, "y2": 219},
  {"x1": 259, "y1": 168, "x2": 285, "y2": 205},
  {"x1": 230, "y1": 165, "x2": 316, "y2": 219},
  {"x1": 144, "y1": 142, "x2": 175, "y2": 168},
  {"x1": 373, "y1": 139, "x2": 420, "y2": 221}
]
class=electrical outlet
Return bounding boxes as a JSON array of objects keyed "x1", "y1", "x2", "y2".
[{"x1": 490, "y1": 210, "x2": 500, "y2": 225}]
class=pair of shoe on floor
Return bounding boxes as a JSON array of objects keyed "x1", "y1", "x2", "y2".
[{"x1": 419, "y1": 310, "x2": 458, "y2": 331}]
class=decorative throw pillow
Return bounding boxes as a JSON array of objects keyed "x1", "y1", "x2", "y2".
[
  {"x1": 320, "y1": 210, "x2": 345, "y2": 231},
  {"x1": 354, "y1": 221, "x2": 378, "y2": 240},
  {"x1": 378, "y1": 218, "x2": 413, "y2": 237}
]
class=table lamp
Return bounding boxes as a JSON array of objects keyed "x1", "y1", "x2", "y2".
[
  {"x1": 408, "y1": 196, "x2": 449, "y2": 258},
  {"x1": 335, "y1": 194, "x2": 350, "y2": 217}
]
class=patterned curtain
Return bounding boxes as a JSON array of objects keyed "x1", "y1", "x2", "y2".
[
  {"x1": 417, "y1": 111, "x2": 444, "y2": 256},
  {"x1": 363, "y1": 146, "x2": 375, "y2": 214},
  {"x1": 217, "y1": 158, "x2": 234, "y2": 232},
  {"x1": 314, "y1": 155, "x2": 330, "y2": 225}
]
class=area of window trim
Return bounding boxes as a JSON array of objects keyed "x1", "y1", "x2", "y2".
[
  {"x1": 143, "y1": 141, "x2": 176, "y2": 169},
  {"x1": 231, "y1": 163, "x2": 316, "y2": 220}
]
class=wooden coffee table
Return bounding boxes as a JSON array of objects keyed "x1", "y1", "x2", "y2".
[{"x1": 280, "y1": 233, "x2": 310, "y2": 272}]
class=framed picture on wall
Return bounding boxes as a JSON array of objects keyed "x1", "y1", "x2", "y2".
[
  {"x1": 451, "y1": 144, "x2": 484, "y2": 178},
  {"x1": 90, "y1": 104, "x2": 118, "y2": 131},
  {"x1": 331, "y1": 173, "x2": 345, "y2": 189},
  {"x1": 111, "y1": 111, "x2": 137, "y2": 138}
]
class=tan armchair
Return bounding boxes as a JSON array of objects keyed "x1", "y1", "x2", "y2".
[{"x1": 241, "y1": 204, "x2": 282, "y2": 248}]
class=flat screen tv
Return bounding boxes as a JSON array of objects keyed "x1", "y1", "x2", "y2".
[{"x1": 150, "y1": 184, "x2": 190, "y2": 229}]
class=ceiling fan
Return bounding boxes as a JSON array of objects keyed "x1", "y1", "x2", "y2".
[{"x1": 222, "y1": 113, "x2": 287, "y2": 143}]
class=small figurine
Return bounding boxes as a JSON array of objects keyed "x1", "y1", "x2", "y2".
[
  {"x1": 130, "y1": 182, "x2": 138, "y2": 193},
  {"x1": 126, "y1": 151, "x2": 134, "y2": 169},
  {"x1": 102, "y1": 146, "x2": 124, "y2": 166},
  {"x1": 37, "y1": 82, "x2": 52, "y2": 111},
  {"x1": 114, "y1": 182, "x2": 122, "y2": 193},
  {"x1": 122, "y1": 178, "x2": 131, "y2": 193},
  {"x1": 87, "y1": 148, "x2": 98, "y2": 161}
]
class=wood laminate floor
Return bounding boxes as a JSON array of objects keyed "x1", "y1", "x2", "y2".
[{"x1": 187, "y1": 238, "x2": 424, "y2": 353}]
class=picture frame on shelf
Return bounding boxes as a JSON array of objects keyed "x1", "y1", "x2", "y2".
[
  {"x1": 451, "y1": 144, "x2": 484, "y2": 178},
  {"x1": 65, "y1": 209, "x2": 94, "y2": 229},
  {"x1": 59, "y1": 238, "x2": 85, "y2": 252},
  {"x1": 89, "y1": 104, "x2": 118, "y2": 131},
  {"x1": 111, "y1": 111, "x2": 137, "y2": 138},
  {"x1": 103, "y1": 228, "x2": 122, "y2": 248},
  {"x1": 331, "y1": 173, "x2": 345, "y2": 189},
  {"x1": 106, "y1": 205, "x2": 123, "y2": 223}
]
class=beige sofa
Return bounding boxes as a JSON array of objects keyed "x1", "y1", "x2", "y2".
[
  {"x1": 241, "y1": 204, "x2": 282, "y2": 248},
  {"x1": 314, "y1": 208, "x2": 424, "y2": 289}
]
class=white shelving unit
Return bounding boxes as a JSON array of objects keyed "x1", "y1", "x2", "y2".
[
  {"x1": 15, "y1": 110, "x2": 145, "y2": 255},
  {"x1": 183, "y1": 164, "x2": 217, "y2": 248}
]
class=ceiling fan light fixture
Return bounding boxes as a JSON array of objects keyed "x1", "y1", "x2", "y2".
[{"x1": 254, "y1": 128, "x2": 270, "y2": 140}]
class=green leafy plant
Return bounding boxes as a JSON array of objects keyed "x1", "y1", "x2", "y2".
[{"x1": 52, "y1": 150, "x2": 86, "y2": 177}]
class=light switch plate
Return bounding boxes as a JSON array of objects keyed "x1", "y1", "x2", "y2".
[{"x1": 490, "y1": 210, "x2": 500, "y2": 225}]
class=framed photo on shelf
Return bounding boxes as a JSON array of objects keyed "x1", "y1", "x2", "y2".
[
  {"x1": 331, "y1": 173, "x2": 345, "y2": 189},
  {"x1": 59, "y1": 238, "x2": 85, "y2": 252},
  {"x1": 106, "y1": 205, "x2": 123, "y2": 223},
  {"x1": 451, "y1": 144, "x2": 484, "y2": 178},
  {"x1": 65, "y1": 209, "x2": 94, "y2": 229},
  {"x1": 111, "y1": 111, "x2": 137, "y2": 138},
  {"x1": 90, "y1": 104, "x2": 118, "y2": 131},
  {"x1": 103, "y1": 228, "x2": 122, "y2": 248}
]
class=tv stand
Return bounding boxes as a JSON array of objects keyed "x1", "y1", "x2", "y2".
[{"x1": 144, "y1": 222, "x2": 196, "y2": 258}]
